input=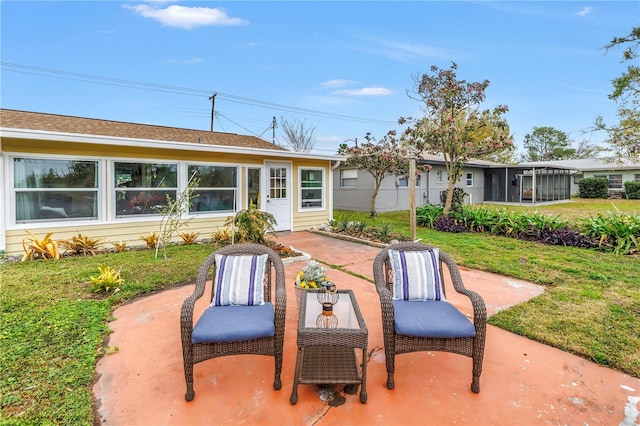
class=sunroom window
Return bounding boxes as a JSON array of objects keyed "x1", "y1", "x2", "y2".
[
  {"x1": 300, "y1": 168, "x2": 323, "y2": 209},
  {"x1": 188, "y1": 165, "x2": 238, "y2": 213},
  {"x1": 115, "y1": 162, "x2": 177, "y2": 217},
  {"x1": 14, "y1": 158, "x2": 99, "y2": 222}
]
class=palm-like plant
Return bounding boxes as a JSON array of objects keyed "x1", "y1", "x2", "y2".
[{"x1": 225, "y1": 206, "x2": 277, "y2": 244}]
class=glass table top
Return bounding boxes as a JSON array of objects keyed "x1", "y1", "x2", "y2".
[{"x1": 301, "y1": 290, "x2": 360, "y2": 330}]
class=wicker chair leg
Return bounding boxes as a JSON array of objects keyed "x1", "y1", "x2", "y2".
[
  {"x1": 471, "y1": 375, "x2": 480, "y2": 393},
  {"x1": 184, "y1": 361, "x2": 195, "y2": 401},
  {"x1": 386, "y1": 372, "x2": 395, "y2": 390}
]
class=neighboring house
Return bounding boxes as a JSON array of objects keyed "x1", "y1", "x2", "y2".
[
  {"x1": 519, "y1": 158, "x2": 640, "y2": 196},
  {"x1": 0, "y1": 109, "x2": 344, "y2": 257},
  {"x1": 334, "y1": 154, "x2": 574, "y2": 212}
]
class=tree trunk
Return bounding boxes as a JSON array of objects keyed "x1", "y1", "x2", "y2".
[
  {"x1": 443, "y1": 177, "x2": 456, "y2": 216},
  {"x1": 370, "y1": 181, "x2": 381, "y2": 216}
]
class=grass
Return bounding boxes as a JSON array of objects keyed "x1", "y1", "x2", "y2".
[
  {"x1": 478, "y1": 197, "x2": 639, "y2": 221},
  {"x1": 1, "y1": 200, "x2": 639, "y2": 424}
]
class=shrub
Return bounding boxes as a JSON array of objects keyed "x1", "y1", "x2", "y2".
[
  {"x1": 111, "y1": 241, "x2": 128, "y2": 253},
  {"x1": 179, "y1": 231, "x2": 200, "y2": 245},
  {"x1": 624, "y1": 181, "x2": 640, "y2": 199},
  {"x1": 89, "y1": 266, "x2": 123, "y2": 294},
  {"x1": 139, "y1": 232, "x2": 160, "y2": 250},
  {"x1": 541, "y1": 227, "x2": 596, "y2": 249},
  {"x1": 580, "y1": 211, "x2": 640, "y2": 255},
  {"x1": 209, "y1": 227, "x2": 233, "y2": 245},
  {"x1": 440, "y1": 187, "x2": 467, "y2": 213},
  {"x1": 433, "y1": 216, "x2": 468, "y2": 233},
  {"x1": 21, "y1": 231, "x2": 61, "y2": 261},
  {"x1": 61, "y1": 233, "x2": 104, "y2": 256},
  {"x1": 416, "y1": 204, "x2": 444, "y2": 228},
  {"x1": 578, "y1": 177, "x2": 609, "y2": 198},
  {"x1": 226, "y1": 206, "x2": 277, "y2": 244}
]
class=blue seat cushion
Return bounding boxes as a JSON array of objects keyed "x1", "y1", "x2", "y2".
[
  {"x1": 392, "y1": 300, "x2": 476, "y2": 338},
  {"x1": 191, "y1": 303, "x2": 275, "y2": 344}
]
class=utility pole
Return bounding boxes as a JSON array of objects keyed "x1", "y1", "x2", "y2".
[
  {"x1": 272, "y1": 116, "x2": 277, "y2": 144},
  {"x1": 209, "y1": 92, "x2": 217, "y2": 132}
]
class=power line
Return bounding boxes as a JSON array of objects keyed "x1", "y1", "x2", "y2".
[{"x1": 1, "y1": 62, "x2": 397, "y2": 125}]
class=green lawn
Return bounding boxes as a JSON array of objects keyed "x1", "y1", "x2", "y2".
[
  {"x1": 1, "y1": 201, "x2": 639, "y2": 424},
  {"x1": 478, "y1": 197, "x2": 639, "y2": 220}
]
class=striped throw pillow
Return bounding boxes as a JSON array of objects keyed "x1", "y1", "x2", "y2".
[
  {"x1": 389, "y1": 249, "x2": 445, "y2": 301},
  {"x1": 211, "y1": 254, "x2": 268, "y2": 306}
]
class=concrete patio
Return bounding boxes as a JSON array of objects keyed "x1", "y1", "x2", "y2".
[{"x1": 93, "y1": 231, "x2": 640, "y2": 425}]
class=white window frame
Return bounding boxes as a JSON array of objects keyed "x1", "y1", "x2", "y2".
[
  {"x1": 466, "y1": 172, "x2": 474, "y2": 187},
  {"x1": 187, "y1": 163, "x2": 239, "y2": 215},
  {"x1": 8, "y1": 153, "x2": 104, "y2": 228},
  {"x1": 113, "y1": 160, "x2": 179, "y2": 219},
  {"x1": 435, "y1": 170, "x2": 443, "y2": 184},
  {"x1": 340, "y1": 169, "x2": 358, "y2": 188},
  {"x1": 298, "y1": 167, "x2": 325, "y2": 211}
]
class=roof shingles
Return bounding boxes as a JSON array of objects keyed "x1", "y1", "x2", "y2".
[{"x1": 0, "y1": 109, "x2": 289, "y2": 152}]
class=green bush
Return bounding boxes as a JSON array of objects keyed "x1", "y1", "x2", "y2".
[
  {"x1": 578, "y1": 177, "x2": 609, "y2": 198},
  {"x1": 624, "y1": 181, "x2": 640, "y2": 199}
]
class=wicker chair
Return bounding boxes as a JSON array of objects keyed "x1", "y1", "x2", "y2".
[
  {"x1": 372, "y1": 242, "x2": 487, "y2": 393},
  {"x1": 180, "y1": 243, "x2": 286, "y2": 401}
]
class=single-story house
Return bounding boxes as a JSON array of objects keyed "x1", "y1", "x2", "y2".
[
  {"x1": 0, "y1": 109, "x2": 344, "y2": 257},
  {"x1": 519, "y1": 158, "x2": 640, "y2": 196},
  {"x1": 333, "y1": 154, "x2": 575, "y2": 212}
]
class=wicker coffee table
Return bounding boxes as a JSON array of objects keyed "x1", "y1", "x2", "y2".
[{"x1": 290, "y1": 289, "x2": 368, "y2": 404}]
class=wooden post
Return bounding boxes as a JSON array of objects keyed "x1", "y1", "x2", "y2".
[{"x1": 409, "y1": 159, "x2": 416, "y2": 241}]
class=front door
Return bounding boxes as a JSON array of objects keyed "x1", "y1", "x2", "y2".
[{"x1": 265, "y1": 162, "x2": 291, "y2": 231}]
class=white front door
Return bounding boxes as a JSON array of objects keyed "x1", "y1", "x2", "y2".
[{"x1": 265, "y1": 162, "x2": 291, "y2": 231}]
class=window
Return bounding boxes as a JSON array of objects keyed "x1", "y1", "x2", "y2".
[
  {"x1": 595, "y1": 174, "x2": 623, "y2": 189},
  {"x1": 247, "y1": 168, "x2": 261, "y2": 208},
  {"x1": 340, "y1": 169, "x2": 357, "y2": 187},
  {"x1": 114, "y1": 162, "x2": 177, "y2": 217},
  {"x1": 188, "y1": 165, "x2": 237, "y2": 213},
  {"x1": 573, "y1": 173, "x2": 583, "y2": 184},
  {"x1": 635, "y1": 174, "x2": 640, "y2": 182},
  {"x1": 14, "y1": 158, "x2": 99, "y2": 222},
  {"x1": 300, "y1": 168, "x2": 323, "y2": 209},
  {"x1": 466, "y1": 172, "x2": 474, "y2": 187},
  {"x1": 608, "y1": 174, "x2": 623, "y2": 189},
  {"x1": 435, "y1": 170, "x2": 443, "y2": 184},
  {"x1": 397, "y1": 175, "x2": 421, "y2": 187}
]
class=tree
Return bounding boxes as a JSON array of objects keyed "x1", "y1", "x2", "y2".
[
  {"x1": 521, "y1": 127, "x2": 602, "y2": 162},
  {"x1": 338, "y1": 131, "x2": 429, "y2": 216},
  {"x1": 596, "y1": 26, "x2": 640, "y2": 160},
  {"x1": 402, "y1": 62, "x2": 512, "y2": 216},
  {"x1": 521, "y1": 126, "x2": 575, "y2": 161},
  {"x1": 279, "y1": 117, "x2": 317, "y2": 152}
]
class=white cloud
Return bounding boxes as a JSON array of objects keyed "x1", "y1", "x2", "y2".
[
  {"x1": 320, "y1": 79, "x2": 355, "y2": 88},
  {"x1": 123, "y1": 4, "x2": 248, "y2": 29},
  {"x1": 574, "y1": 6, "x2": 593, "y2": 17},
  {"x1": 332, "y1": 87, "x2": 393, "y2": 96}
]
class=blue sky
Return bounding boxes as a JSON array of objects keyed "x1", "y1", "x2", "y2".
[{"x1": 1, "y1": 1, "x2": 638, "y2": 156}]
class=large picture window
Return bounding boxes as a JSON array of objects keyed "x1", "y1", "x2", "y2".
[
  {"x1": 14, "y1": 158, "x2": 99, "y2": 222},
  {"x1": 115, "y1": 162, "x2": 177, "y2": 217},
  {"x1": 300, "y1": 168, "x2": 323, "y2": 209},
  {"x1": 188, "y1": 165, "x2": 237, "y2": 213}
]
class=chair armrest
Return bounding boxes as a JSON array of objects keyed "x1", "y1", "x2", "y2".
[
  {"x1": 440, "y1": 252, "x2": 487, "y2": 328},
  {"x1": 373, "y1": 249, "x2": 395, "y2": 329},
  {"x1": 181, "y1": 252, "x2": 215, "y2": 334}
]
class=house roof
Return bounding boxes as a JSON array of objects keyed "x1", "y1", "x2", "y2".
[
  {"x1": 0, "y1": 108, "x2": 288, "y2": 152},
  {"x1": 417, "y1": 153, "x2": 505, "y2": 168},
  {"x1": 518, "y1": 158, "x2": 640, "y2": 171}
]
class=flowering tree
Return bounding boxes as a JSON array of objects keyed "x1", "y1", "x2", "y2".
[
  {"x1": 402, "y1": 62, "x2": 512, "y2": 215},
  {"x1": 339, "y1": 131, "x2": 430, "y2": 216}
]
